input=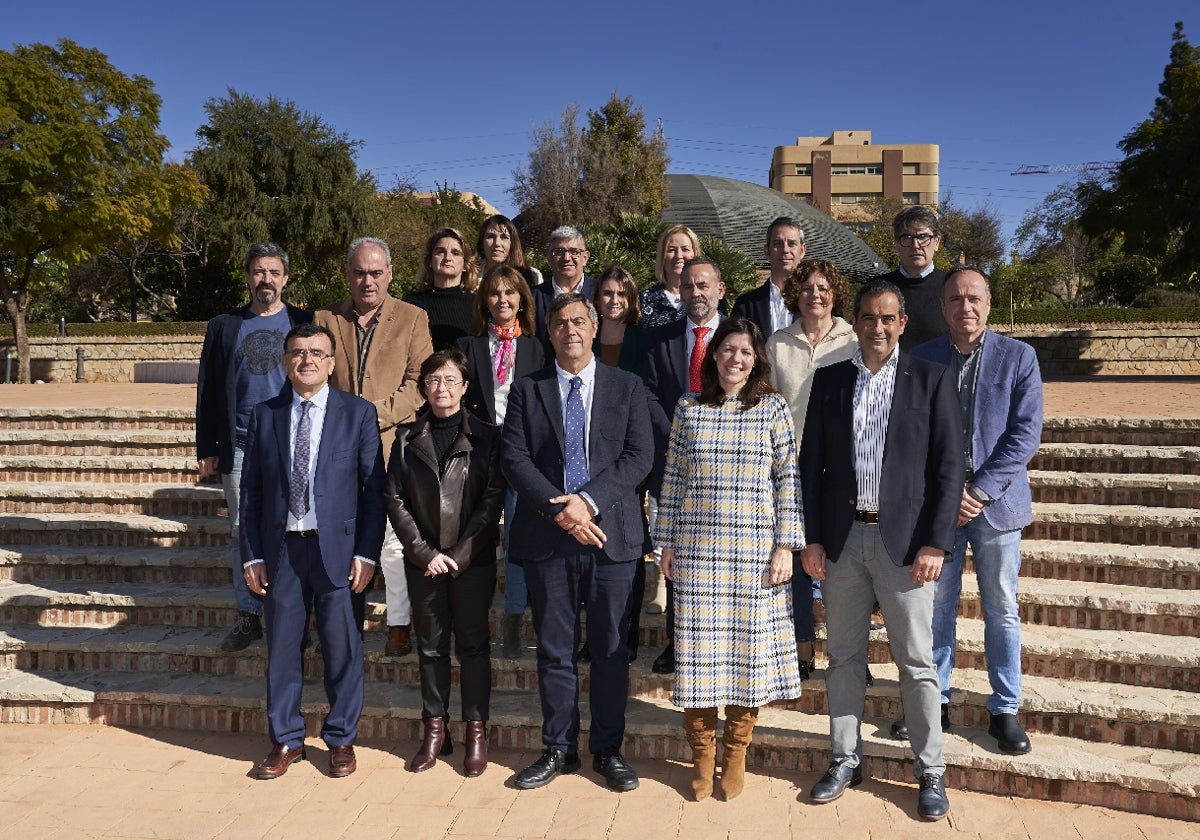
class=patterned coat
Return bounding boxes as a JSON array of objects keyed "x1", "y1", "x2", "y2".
[{"x1": 654, "y1": 392, "x2": 804, "y2": 707}]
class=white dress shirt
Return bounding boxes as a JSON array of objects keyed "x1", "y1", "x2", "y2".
[{"x1": 851, "y1": 346, "x2": 899, "y2": 512}]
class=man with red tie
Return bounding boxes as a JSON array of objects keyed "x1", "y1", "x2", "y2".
[{"x1": 642, "y1": 257, "x2": 726, "y2": 674}]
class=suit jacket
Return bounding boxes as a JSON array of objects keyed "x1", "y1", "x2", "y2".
[
  {"x1": 386, "y1": 408, "x2": 505, "y2": 574},
  {"x1": 800, "y1": 351, "x2": 963, "y2": 566},
  {"x1": 730, "y1": 280, "x2": 776, "y2": 339},
  {"x1": 912, "y1": 330, "x2": 1043, "y2": 531},
  {"x1": 456, "y1": 333, "x2": 545, "y2": 425},
  {"x1": 239, "y1": 386, "x2": 387, "y2": 585},
  {"x1": 533, "y1": 275, "x2": 598, "y2": 357},
  {"x1": 500, "y1": 363, "x2": 653, "y2": 564},
  {"x1": 196, "y1": 302, "x2": 311, "y2": 474},
  {"x1": 314, "y1": 294, "x2": 433, "y2": 464}
]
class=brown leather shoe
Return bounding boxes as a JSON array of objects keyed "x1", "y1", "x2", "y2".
[
  {"x1": 409, "y1": 717, "x2": 450, "y2": 773},
  {"x1": 463, "y1": 720, "x2": 487, "y2": 777},
  {"x1": 328, "y1": 745, "x2": 357, "y2": 778},
  {"x1": 385, "y1": 625, "x2": 412, "y2": 657},
  {"x1": 255, "y1": 743, "x2": 306, "y2": 780}
]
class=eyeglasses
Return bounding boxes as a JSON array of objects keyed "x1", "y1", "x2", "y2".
[
  {"x1": 286, "y1": 349, "x2": 330, "y2": 361},
  {"x1": 423, "y1": 376, "x2": 461, "y2": 389},
  {"x1": 548, "y1": 248, "x2": 586, "y2": 258},
  {"x1": 897, "y1": 233, "x2": 936, "y2": 247}
]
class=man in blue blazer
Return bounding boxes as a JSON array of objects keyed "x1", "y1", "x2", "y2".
[
  {"x1": 532, "y1": 225, "x2": 597, "y2": 357},
  {"x1": 800, "y1": 279, "x2": 963, "y2": 820},
  {"x1": 909, "y1": 267, "x2": 1043, "y2": 755},
  {"x1": 502, "y1": 293, "x2": 653, "y2": 792},
  {"x1": 240, "y1": 322, "x2": 387, "y2": 780}
]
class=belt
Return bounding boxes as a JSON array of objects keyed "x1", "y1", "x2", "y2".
[
  {"x1": 854, "y1": 510, "x2": 879, "y2": 524},
  {"x1": 287, "y1": 529, "x2": 319, "y2": 538}
]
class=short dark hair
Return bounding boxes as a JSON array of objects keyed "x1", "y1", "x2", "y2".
[
  {"x1": 891, "y1": 206, "x2": 941, "y2": 239},
  {"x1": 697, "y1": 317, "x2": 777, "y2": 410},
  {"x1": 547, "y1": 291, "x2": 598, "y2": 325},
  {"x1": 766, "y1": 216, "x2": 805, "y2": 247},
  {"x1": 784, "y1": 259, "x2": 850, "y2": 316},
  {"x1": 284, "y1": 322, "x2": 336, "y2": 353},
  {"x1": 244, "y1": 242, "x2": 289, "y2": 275},
  {"x1": 416, "y1": 347, "x2": 470, "y2": 401},
  {"x1": 854, "y1": 278, "x2": 907, "y2": 318},
  {"x1": 595, "y1": 264, "x2": 642, "y2": 325},
  {"x1": 681, "y1": 255, "x2": 721, "y2": 280}
]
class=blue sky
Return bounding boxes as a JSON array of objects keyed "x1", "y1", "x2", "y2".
[{"x1": 6, "y1": 1, "x2": 1194, "y2": 250}]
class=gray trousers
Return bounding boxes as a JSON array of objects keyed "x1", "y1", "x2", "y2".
[{"x1": 823, "y1": 521, "x2": 945, "y2": 778}]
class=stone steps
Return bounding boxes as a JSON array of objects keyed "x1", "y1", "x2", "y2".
[
  {"x1": 1041, "y1": 416, "x2": 1200, "y2": 447},
  {"x1": 0, "y1": 513, "x2": 230, "y2": 549},
  {"x1": 1030, "y1": 443, "x2": 1200, "y2": 475},
  {"x1": 0, "y1": 455, "x2": 199, "y2": 483},
  {"x1": 0, "y1": 669, "x2": 1195, "y2": 821},
  {"x1": 1028, "y1": 502, "x2": 1200, "y2": 547},
  {"x1": 0, "y1": 481, "x2": 225, "y2": 516},
  {"x1": 1014, "y1": 540, "x2": 1200, "y2": 589},
  {"x1": 0, "y1": 546, "x2": 231, "y2": 585},
  {"x1": 0, "y1": 407, "x2": 195, "y2": 431},
  {"x1": 1029, "y1": 470, "x2": 1200, "y2": 508},
  {"x1": 0, "y1": 428, "x2": 195, "y2": 457}
]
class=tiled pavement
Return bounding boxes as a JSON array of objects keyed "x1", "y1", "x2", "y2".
[{"x1": 2, "y1": 724, "x2": 1195, "y2": 840}]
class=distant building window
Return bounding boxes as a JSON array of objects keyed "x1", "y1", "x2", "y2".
[
  {"x1": 795, "y1": 164, "x2": 812, "y2": 176},
  {"x1": 902, "y1": 163, "x2": 920, "y2": 175},
  {"x1": 831, "y1": 193, "x2": 877, "y2": 205},
  {"x1": 844, "y1": 222, "x2": 873, "y2": 233},
  {"x1": 832, "y1": 164, "x2": 882, "y2": 176},
  {"x1": 902, "y1": 192, "x2": 920, "y2": 205}
]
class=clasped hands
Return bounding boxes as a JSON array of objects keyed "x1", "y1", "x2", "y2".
[{"x1": 550, "y1": 493, "x2": 606, "y2": 547}]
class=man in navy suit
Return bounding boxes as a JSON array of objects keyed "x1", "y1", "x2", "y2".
[
  {"x1": 533, "y1": 225, "x2": 597, "y2": 355},
  {"x1": 731, "y1": 216, "x2": 806, "y2": 338},
  {"x1": 799, "y1": 279, "x2": 962, "y2": 820},
  {"x1": 501, "y1": 293, "x2": 653, "y2": 792},
  {"x1": 908, "y1": 267, "x2": 1043, "y2": 755},
  {"x1": 240, "y1": 322, "x2": 386, "y2": 780},
  {"x1": 641, "y1": 257, "x2": 725, "y2": 675}
]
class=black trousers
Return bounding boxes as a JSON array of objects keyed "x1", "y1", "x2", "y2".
[{"x1": 406, "y1": 562, "x2": 496, "y2": 721}]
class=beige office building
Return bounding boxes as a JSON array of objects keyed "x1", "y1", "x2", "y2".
[{"x1": 769, "y1": 130, "x2": 938, "y2": 225}]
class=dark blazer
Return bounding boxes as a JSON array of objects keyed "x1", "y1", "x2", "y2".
[
  {"x1": 592, "y1": 324, "x2": 648, "y2": 376},
  {"x1": 386, "y1": 408, "x2": 505, "y2": 574},
  {"x1": 799, "y1": 351, "x2": 964, "y2": 567},
  {"x1": 533, "y1": 275, "x2": 598, "y2": 357},
  {"x1": 500, "y1": 363, "x2": 653, "y2": 564},
  {"x1": 239, "y1": 385, "x2": 387, "y2": 584},
  {"x1": 196, "y1": 303, "x2": 311, "y2": 474},
  {"x1": 730, "y1": 281, "x2": 775, "y2": 339},
  {"x1": 456, "y1": 333, "x2": 545, "y2": 425}
]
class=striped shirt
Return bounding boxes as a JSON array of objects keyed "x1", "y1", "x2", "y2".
[{"x1": 851, "y1": 346, "x2": 899, "y2": 512}]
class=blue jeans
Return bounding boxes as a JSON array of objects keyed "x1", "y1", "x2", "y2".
[
  {"x1": 221, "y1": 444, "x2": 262, "y2": 616},
  {"x1": 502, "y1": 487, "x2": 527, "y2": 615},
  {"x1": 933, "y1": 515, "x2": 1023, "y2": 715}
]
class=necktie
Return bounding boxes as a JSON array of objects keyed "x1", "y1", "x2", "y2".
[
  {"x1": 689, "y1": 326, "x2": 711, "y2": 392},
  {"x1": 289, "y1": 400, "x2": 312, "y2": 519},
  {"x1": 564, "y1": 376, "x2": 589, "y2": 494}
]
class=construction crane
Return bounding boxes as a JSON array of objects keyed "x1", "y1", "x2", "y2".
[{"x1": 1011, "y1": 161, "x2": 1119, "y2": 176}]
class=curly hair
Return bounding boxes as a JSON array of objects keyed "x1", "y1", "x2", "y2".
[{"x1": 783, "y1": 259, "x2": 851, "y2": 317}]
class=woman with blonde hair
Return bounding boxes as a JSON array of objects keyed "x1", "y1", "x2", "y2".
[{"x1": 639, "y1": 224, "x2": 701, "y2": 330}]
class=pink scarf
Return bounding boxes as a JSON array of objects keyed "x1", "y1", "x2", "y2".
[{"x1": 488, "y1": 322, "x2": 521, "y2": 384}]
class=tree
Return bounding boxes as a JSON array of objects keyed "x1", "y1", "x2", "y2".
[
  {"x1": 0, "y1": 39, "x2": 206, "y2": 381},
  {"x1": 938, "y1": 198, "x2": 1006, "y2": 270},
  {"x1": 186, "y1": 90, "x2": 376, "y2": 317},
  {"x1": 1079, "y1": 22, "x2": 1200, "y2": 286},
  {"x1": 852, "y1": 196, "x2": 907, "y2": 270},
  {"x1": 511, "y1": 93, "x2": 669, "y2": 249}
]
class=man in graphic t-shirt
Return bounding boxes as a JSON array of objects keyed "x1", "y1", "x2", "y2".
[{"x1": 196, "y1": 243, "x2": 312, "y2": 652}]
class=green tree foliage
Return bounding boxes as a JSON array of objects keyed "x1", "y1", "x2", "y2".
[
  {"x1": 0, "y1": 39, "x2": 206, "y2": 381},
  {"x1": 511, "y1": 93, "x2": 669, "y2": 250},
  {"x1": 1079, "y1": 22, "x2": 1200, "y2": 286},
  {"x1": 581, "y1": 212, "x2": 665, "y2": 286},
  {"x1": 938, "y1": 198, "x2": 1005, "y2": 270},
  {"x1": 186, "y1": 90, "x2": 376, "y2": 316},
  {"x1": 852, "y1": 196, "x2": 906, "y2": 271}
]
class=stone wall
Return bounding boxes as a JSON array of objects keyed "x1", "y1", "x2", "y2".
[
  {"x1": 994, "y1": 325, "x2": 1200, "y2": 376},
  {"x1": 0, "y1": 336, "x2": 204, "y2": 383}
]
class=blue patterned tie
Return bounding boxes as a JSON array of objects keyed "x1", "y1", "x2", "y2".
[
  {"x1": 289, "y1": 400, "x2": 312, "y2": 518},
  {"x1": 564, "y1": 377, "x2": 589, "y2": 494}
]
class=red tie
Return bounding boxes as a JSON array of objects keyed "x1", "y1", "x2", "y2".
[{"x1": 689, "y1": 326, "x2": 710, "y2": 392}]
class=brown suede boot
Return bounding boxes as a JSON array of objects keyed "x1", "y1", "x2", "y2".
[
  {"x1": 719, "y1": 705, "x2": 759, "y2": 800},
  {"x1": 682, "y1": 707, "x2": 718, "y2": 800}
]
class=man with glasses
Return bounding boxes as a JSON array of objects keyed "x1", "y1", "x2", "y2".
[
  {"x1": 874, "y1": 207, "x2": 949, "y2": 350},
  {"x1": 197, "y1": 242, "x2": 312, "y2": 653},
  {"x1": 533, "y1": 226, "x2": 597, "y2": 355},
  {"x1": 315, "y1": 237, "x2": 433, "y2": 655}
]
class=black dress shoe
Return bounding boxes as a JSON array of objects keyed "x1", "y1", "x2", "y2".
[
  {"x1": 891, "y1": 718, "x2": 908, "y2": 740},
  {"x1": 797, "y1": 652, "x2": 816, "y2": 681},
  {"x1": 593, "y1": 752, "x2": 639, "y2": 791},
  {"x1": 514, "y1": 748, "x2": 581, "y2": 789},
  {"x1": 651, "y1": 644, "x2": 675, "y2": 674},
  {"x1": 219, "y1": 612, "x2": 263, "y2": 653},
  {"x1": 865, "y1": 665, "x2": 874, "y2": 688},
  {"x1": 988, "y1": 712, "x2": 1032, "y2": 754},
  {"x1": 809, "y1": 759, "x2": 863, "y2": 803},
  {"x1": 917, "y1": 773, "x2": 950, "y2": 820}
]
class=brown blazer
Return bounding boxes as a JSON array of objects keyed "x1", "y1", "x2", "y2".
[{"x1": 314, "y1": 293, "x2": 434, "y2": 462}]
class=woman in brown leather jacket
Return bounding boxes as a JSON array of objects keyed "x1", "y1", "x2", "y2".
[{"x1": 386, "y1": 348, "x2": 505, "y2": 777}]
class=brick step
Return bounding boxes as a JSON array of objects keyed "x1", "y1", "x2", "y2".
[
  {"x1": 0, "y1": 407, "x2": 195, "y2": 432},
  {"x1": 1030, "y1": 443, "x2": 1200, "y2": 475},
  {"x1": 1029, "y1": 503, "x2": 1200, "y2": 547},
  {"x1": 955, "y1": 572, "x2": 1200, "y2": 635},
  {"x1": 0, "y1": 546, "x2": 232, "y2": 585},
  {"x1": 0, "y1": 428, "x2": 195, "y2": 457},
  {"x1": 1012, "y1": 540, "x2": 1200, "y2": 589},
  {"x1": 0, "y1": 513, "x2": 230, "y2": 549},
  {"x1": 3, "y1": 623, "x2": 1196, "y2": 755},
  {"x1": 0, "y1": 671, "x2": 1194, "y2": 820},
  {"x1": 0, "y1": 455, "x2": 199, "y2": 483},
  {"x1": 0, "y1": 482, "x2": 226, "y2": 517},
  {"x1": 1029, "y1": 470, "x2": 1200, "y2": 508},
  {"x1": 1041, "y1": 417, "x2": 1200, "y2": 447}
]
